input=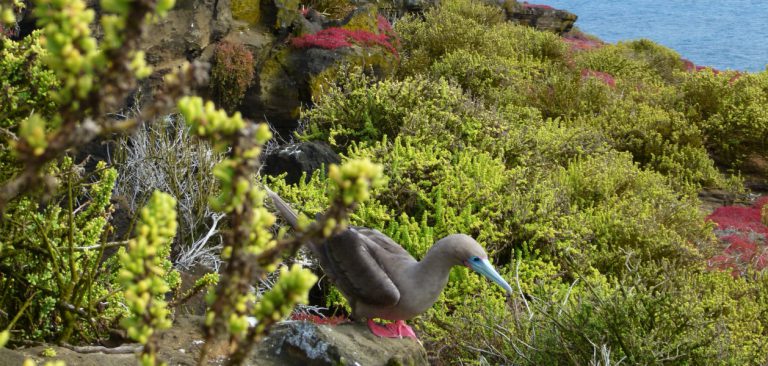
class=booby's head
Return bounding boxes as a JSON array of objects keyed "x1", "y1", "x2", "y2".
[
  {"x1": 440, "y1": 234, "x2": 514, "y2": 294},
  {"x1": 464, "y1": 255, "x2": 513, "y2": 294}
]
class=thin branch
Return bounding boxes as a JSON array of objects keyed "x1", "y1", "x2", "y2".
[
  {"x1": 168, "y1": 279, "x2": 210, "y2": 308},
  {"x1": 0, "y1": 126, "x2": 18, "y2": 141},
  {"x1": 4, "y1": 290, "x2": 39, "y2": 332},
  {"x1": 558, "y1": 278, "x2": 579, "y2": 317},
  {"x1": 73, "y1": 240, "x2": 129, "y2": 251},
  {"x1": 514, "y1": 260, "x2": 533, "y2": 321}
]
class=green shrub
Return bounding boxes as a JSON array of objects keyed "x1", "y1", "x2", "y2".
[
  {"x1": 680, "y1": 70, "x2": 768, "y2": 164},
  {"x1": 621, "y1": 39, "x2": 686, "y2": 82},
  {"x1": 0, "y1": 31, "x2": 59, "y2": 181},
  {"x1": 524, "y1": 65, "x2": 614, "y2": 119},
  {"x1": 429, "y1": 50, "x2": 535, "y2": 105},
  {"x1": 547, "y1": 152, "x2": 712, "y2": 274},
  {"x1": 421, "y1": 257, "x2": 768, "y2": 365},
  {"x1": 574, "y1": 99, "x2": 739, "y2": 190},
  {"x1": 395, "y1": 0, "x2": 567, "y2": 76},
  {"x1": 291, "y1": 123, "x2": 713, "y2": 301},
  {"x1": 0, "y1": 0, "x2": 184, "y2": 348},
  {"x1": 679, "y1": 69, "x2": 733, "y2": 121},
  {"x1": 301, "y1": 72, "x2": 717, "y2": 271},
  {"x1": 270, "y1": 140, "x2": 762, "y2": 364},
  {"x1": 575, "y1": 39, "x2": 685, "y2": 83},
  {"x1": 303, "y1": 72, "x2": 540, "y2": 161},
  {"x1": 0, "y1": 159, "x2": 122, "y2": 342}
]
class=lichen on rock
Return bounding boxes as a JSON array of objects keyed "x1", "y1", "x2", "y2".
[{"x1": 231, "y1": 0, "x2": 262, "y2": 25}]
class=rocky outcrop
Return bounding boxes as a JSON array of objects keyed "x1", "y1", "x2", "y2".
[
  {"x1": 244, "y1": 4, "x2": 399, "y2": 134},
  {"x1": 255, "y1": 321, "x2": 429, "y2": 366},
  {"x1": 139, "y1": 0, "x2": 399, "y2": 135},
  {"x1": 505, "y1": 1, "x2": 577, "y2": 34},
  {"x1": 262, "y1": 141, "x2": 341, "y2": 184},
  {"x1": 142, "y1": 0, "x2": 234, "y2": 70},
  {"x1": 376, "y1": 0, "x2": 440, "y2": 17},
  {"x1": 2, "y1": 317, "x2": 428, "y2": 366}
]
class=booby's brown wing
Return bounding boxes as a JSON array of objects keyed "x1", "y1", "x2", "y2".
[
  {"x1": 353, "y1": 227, "x2": 415, "y2": 259},
  {"x1": 265, "y1": 189, "x2": 409, "y2": 307},
  {"x1": 318, "y1": 228, "x2": 409, "y2": 307}
]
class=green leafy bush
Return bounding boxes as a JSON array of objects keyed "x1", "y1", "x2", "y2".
[
  {"x1": 575, "y1": 39, "x2": 685, "y2": 83},
  {"x1": 574, "y1": 99, "x2": 738, "y2": 190},
  {"x1": 680, "y1": 70, "x2": 768, "y2": 164},
  {"x1": 277, "y1": 124, "x2": 766, "y2": 365},
  {"x1": 620, "y1": 38, "x2": 686, "y2": 82},
  {"x1": 300, "y1": 71, "x2": 716, "y2": 272},
  {"x1": 395, "y1": 0, "x2": 567, "y2": 77},
  {"x1": 542, "y1": 152, "x2": 712, "y2": 275},
  {"x1": 0, "y1": 0, "x2": 179, "y2": 345},
  {"x1": 0, "y1": 159, "x2": 121, "y2": 342},
  {"x1": 303, "y1": 70, "x2": 545, "y2": 165},
  {"x1": 428, "y1": 263, "x2": 768, "y2": 365},
  {"x1": 0, "y1": 31, "x2": 59, "y2": 181}
]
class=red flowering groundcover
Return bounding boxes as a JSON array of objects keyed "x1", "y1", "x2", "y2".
[
  {"x1": 291, "y1": 15, "x2": 399, "y2": 57},
  {"x1": 707, "y1": 196, "x2": 768, "y2": 276},
  {"x1": 290, "y1": 313, "x2": 348, "y2": 325},
  {"x1": 580, "y1": 69, "x2": 615, "y2": 87}
]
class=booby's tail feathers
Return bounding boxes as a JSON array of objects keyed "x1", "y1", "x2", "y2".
[
  {"x1": 264, "y1": 186, "x2": 325, "y2": 260},
  {"x1": 263, "y1": 186, "x2": 300, "y2": 229}
]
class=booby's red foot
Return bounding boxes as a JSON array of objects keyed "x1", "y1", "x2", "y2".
[
  {"x1": 389, "y1": 320, "x2": 417, "y2": 339},
  {"x1": 367, "y1": 319, "x2": 418, "y2": 339}
]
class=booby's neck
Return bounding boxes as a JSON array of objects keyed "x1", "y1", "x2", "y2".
[{"x1": 410, "y1": 238, "x2": 465, "y2": 305}]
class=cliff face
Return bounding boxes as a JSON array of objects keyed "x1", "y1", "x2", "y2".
[
  {"x1": 135, "y1": 0, "x2": 578, "y2": 137},
  {"x1": 505, "y1": 2, "x2": 577, "y2": 34}
]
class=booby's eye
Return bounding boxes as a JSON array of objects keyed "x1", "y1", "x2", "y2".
[{"x1": 471, "y1": 256, "x2": 481, "y2": 262}]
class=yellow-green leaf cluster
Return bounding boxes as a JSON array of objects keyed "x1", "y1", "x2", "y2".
[
  {"x1": 252, "y1": 264, "x2": 318, "y2": 333},
  {"x1": 328, "y1": 158, "x2": 386, "y2": 205},
  {"x1": 34, "y1": 0, "x2": 101, "y2": 102},
  {"x1": 178, "y1": 96, "x2": 247, "y2": 142},
  {"x1": 118, "y1": 191, "x2": 177, "y2": 347}
]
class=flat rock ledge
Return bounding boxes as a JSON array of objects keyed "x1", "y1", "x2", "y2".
[{"x1": 1, "y1": 317, "x2": 428, "y2": 366}]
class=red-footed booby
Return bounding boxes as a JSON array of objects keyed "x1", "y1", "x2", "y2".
[{"x1": 266, "y1": 189, "x2": 513, "y2": 339}]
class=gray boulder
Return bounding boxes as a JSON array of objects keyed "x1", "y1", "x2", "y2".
[
  {"x1": 505, "y1": 1, "x2": 577, "y2": 34},
  {"x1": 262, "y1": 142, "x2": 341, "y2": 184},
  {"x1": 256, "y1": 321, "x2": 429, "y2": 366}
]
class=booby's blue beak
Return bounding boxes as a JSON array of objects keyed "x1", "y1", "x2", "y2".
[{"x1": 467, "y1": 256, "x2": 513, "y2": 294}]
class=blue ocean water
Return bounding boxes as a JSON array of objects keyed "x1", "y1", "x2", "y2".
[{"x1": 537, "y1": 0, "x2": 768, "y2": 72}]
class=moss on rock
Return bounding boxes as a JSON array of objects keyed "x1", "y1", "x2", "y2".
[{"x1": 231, "y1": 0, "x2": 262, "y2": 24}]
